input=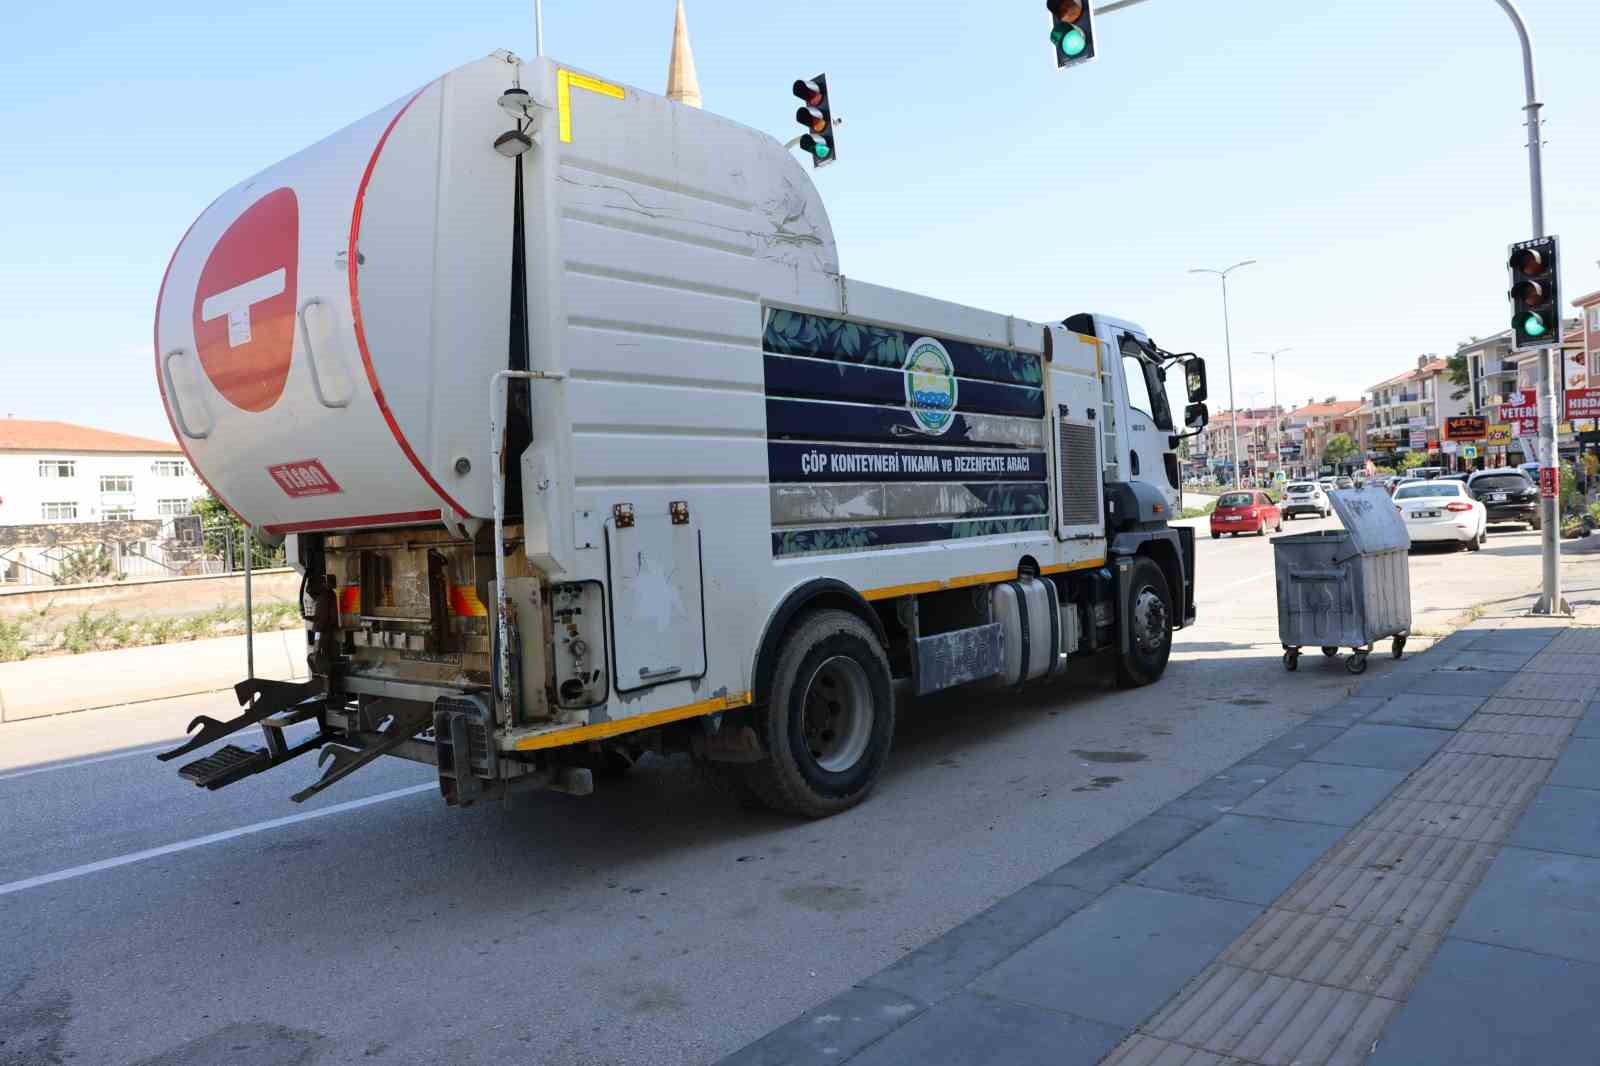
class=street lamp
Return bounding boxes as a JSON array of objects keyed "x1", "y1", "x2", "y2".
[
  {"x1": 1256, "y1": 347, "x2": 1293, "y2": 474},
  {"x1": 1190, "y1": 260, "x2": 1256, "y2": 488}
]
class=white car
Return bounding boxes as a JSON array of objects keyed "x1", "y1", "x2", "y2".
[
  {"x1": 1393, "y1": 480, "x2": 1487, "y2": 551},
  {"x1": 1281, "y1": 481, "x2": 1332, "y2": 520}
]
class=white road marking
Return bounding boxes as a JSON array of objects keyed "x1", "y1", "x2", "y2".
[
  {"x1": 0, "y1": 782, "x2": 434, "y2": 898},
  {"x1": 0, "y1": 742, "x2": 180, "y2": 782}
]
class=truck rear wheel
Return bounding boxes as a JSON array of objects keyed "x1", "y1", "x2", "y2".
[
  {"x1": 1116, "y1": 558, "x2": 1173, "y2": 688},
  {"x1": 742, "y1": 610, "x2": 894, "y2": 818}
]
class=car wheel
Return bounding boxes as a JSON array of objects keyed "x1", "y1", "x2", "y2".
[{"x1": 740, "y1": 609, "x2": 895, "y2": 818}]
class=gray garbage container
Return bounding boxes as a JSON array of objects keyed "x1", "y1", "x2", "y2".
[{"x1": 1274, "y1": 486, "x2": 1412, "y2": 674}]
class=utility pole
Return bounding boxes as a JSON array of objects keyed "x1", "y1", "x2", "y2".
[
  {"x1": 1258, "y1": 347, "x2": 1293, "y2": 475},
  {"x1": 535, "y1": 0, "x2": 545, "y2": 56},
  {"x1": 1190, "y1": 261, "x2": 1256, "y2": 489}
]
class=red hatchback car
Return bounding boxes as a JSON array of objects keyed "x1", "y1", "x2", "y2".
[{"x1": 1210, "y1": 491, "x2": 1283, "y2": 538}]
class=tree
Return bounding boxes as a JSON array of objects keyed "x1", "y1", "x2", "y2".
[
  {"x1": 191, "y1": 494, "x2": 285, "y2": 570},
  {"x1": 1323, "y1": 432, "x2": 1357, "y2": 469},
  {"x1": 1445, "y1": 353, "x2": 1473, "y2": 406},
  {"x1": 1399, "y1": 450, "x2": 1427, "y2": 472}
]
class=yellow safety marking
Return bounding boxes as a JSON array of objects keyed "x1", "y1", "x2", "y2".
[
  {"x1": 557, "y1": 69, "x2": 626, "y2": 144},
  {"x1": 862, "y1": 558, "x2": 1104, "y2": 602},
  {"x1": 514, "y1": 690, "x2": 753, "y2": 751}
]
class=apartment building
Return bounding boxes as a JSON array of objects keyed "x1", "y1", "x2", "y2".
[
  {"x1": 1363, "y1": 356, "x2": 1469, "y2": 463},
  {"x1": 1283, "y1": 399, "x2": 1363, "y2": 478},
  {"x1": 0, "y1": 419, "x2": 206, "y2": 526}
]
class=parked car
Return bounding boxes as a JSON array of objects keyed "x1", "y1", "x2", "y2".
[
  {"x1": 1281, "y1": 481, "x2": 1332, "y2": 520},
  {"x1": 1393, "y1": 480, "x2": 1487, "y2": 550},
  {"x1": 1467, "y1": 468, "x2": 1541, "y2": 531},
  {"x1": 1411, "y1": 466, "x2": 1446, "y2": 481},
  {"x1": 1211, "y1": 491, "x2": 1283, "y2": 538},
  {"x1": 1334, "y1": 476, "x2": 1355, "y2": 490}
]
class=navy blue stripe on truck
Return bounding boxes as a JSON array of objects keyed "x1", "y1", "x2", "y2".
[
  {"x1": 764, "y1": 309, "x2": 1044, "y2": 387},
  {"x1": 765, "y1": 398, "x2": 1043, "y2": 450}
]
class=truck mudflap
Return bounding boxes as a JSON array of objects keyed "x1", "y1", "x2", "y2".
[{"x1": 159, "y1": 678, "x2": 326, "y2": 790}]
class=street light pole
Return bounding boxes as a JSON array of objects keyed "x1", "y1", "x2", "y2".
[
  {"x1": 1257, "y1": 347, "x2": 1293, "y2": 475},
  {"x1": 1190, "y1": 261, "x2": 1256, "y2": 489}
]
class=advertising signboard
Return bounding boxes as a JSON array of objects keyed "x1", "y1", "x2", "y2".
[
  {"x1": 1565, "y1": 387, "x2": 1600, "y2": 422},
  {"x1": 1499, "y1": 389, "x2": 1539, "y2": 434},
  {"x1": 1444, "y1": 416, "x2": 1487, "y2": 441},
  {"x1": 1409, "y1": 431, "x2": 1427, "y2": 450},
  {"x1": 1486, "y1": 423, "x2": 1514, "y2": 446}
]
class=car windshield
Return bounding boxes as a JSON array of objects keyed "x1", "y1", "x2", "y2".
[
  {"x1": 1219, "y1": 493, "x2": 1253, "y2": 507},
  {"x1": 1286, "y1": 483, "x2": 1315, "y2": 493},
  {"x1": 1395, "y1": 484, "x2": 1463, "y2": 500},
  {"x1": 1473, "y1": 474, "x2": 1532, "y2": 493}
]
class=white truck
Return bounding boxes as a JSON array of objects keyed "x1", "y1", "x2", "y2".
[{"x1": 154, "y1": 51, "x2": 1211, "y2": 816}]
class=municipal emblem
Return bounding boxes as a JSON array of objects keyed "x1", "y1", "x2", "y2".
[{"x1": 905, "y1": 337, "x2": 958, "y2": 435}]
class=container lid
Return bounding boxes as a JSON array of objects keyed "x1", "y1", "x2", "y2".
[{"x1": 1328, "y1": 485, "x2": 1411, "y2": 555}]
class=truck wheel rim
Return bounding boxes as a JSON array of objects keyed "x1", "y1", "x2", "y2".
[
  {"x1": 1132, "y1": 587, "x2": 1168, "y2": 656},
  {"x1": 801, "y1": 656, "x2": 873, "y2": 773}
]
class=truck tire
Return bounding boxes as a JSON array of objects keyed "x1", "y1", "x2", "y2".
[
  {"x1": 740, "y1": 609, "x2": 895, "y2": 818},
  {"x1": 1116, "y1": 558, "x2": 1173, "y2": 689}
]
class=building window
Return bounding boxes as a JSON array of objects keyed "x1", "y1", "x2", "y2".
[
  {"x1": 38, "y1": 459, "x2": 76, "y2": 478},
  {"x1": 99, "y1": 475, "x2": 134, "y2": 493},
  {"x1": 157, "y1": 498, "x2": 193, "y2": 517},
  {"x1": 42, "y1": 501, "x2": 79, "y2": 520},
  {"x1": 152, "y1": 460, "x2": 187, "y2": 477},
  {"x1": 103, "y1": 508, "x2": 134, "y2": 521}
]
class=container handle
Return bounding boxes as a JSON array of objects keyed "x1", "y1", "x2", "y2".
[
  {"x1": 298, "y1": 299, "x2": 351, "y2": 409},
  {"x1": 1289, "y1": 569, "x2": 1344, "y2": 582},
  {"x1": 161, "y1": 348, "x2": 212, "y2": 439}
]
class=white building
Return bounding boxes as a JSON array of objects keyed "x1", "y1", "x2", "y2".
[{"x1": 0, "y1": 419, "x2": 207, "y2": 525}]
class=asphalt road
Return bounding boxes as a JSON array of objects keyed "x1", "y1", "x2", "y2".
[{"x1": 3, "y1": 516, "x2": 1593, "y2": 1066}]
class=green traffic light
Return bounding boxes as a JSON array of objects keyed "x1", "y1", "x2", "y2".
[
  {"x1": 1054, "y1": 26, "x2": 1086, "y2": 56},
  {"x1": 813, "y1": 142, "x2": 831, "y2": 160},
  {"x1": 1522, "y1": 313, "x2": 1548, "y2": 338}
]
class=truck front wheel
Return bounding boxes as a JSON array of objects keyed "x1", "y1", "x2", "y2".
[
  {"x1": 1116, "y1": 558, "x2": 1174, "y2": 688},
  {"x1": 742, "y1": 609, "x2": 895, "y2": 818}
]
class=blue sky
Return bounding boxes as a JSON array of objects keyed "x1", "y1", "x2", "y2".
[{"x1": 2, "y1": 0, "x2": 1597, "y2": 439}]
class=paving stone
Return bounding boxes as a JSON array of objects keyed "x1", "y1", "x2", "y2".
[
  {"x1": 1038, "y1": 814, "x2": 1208, "y2": 894},
  {"x1": 1355, "y1": 669, "x2": 1514, "y2": 700},
  {"x1": 1240, "y1": 724, "x2": 1348, "y2": 768},
  {"x1": 1133, "y1": 815, "x2": 1346, "y2": 905},
  {"x1": 1431, "y1": 650, "x2": 1536, "y2": 673},
  {"x1": 1222, "y1": 909, "x2": 1440, "y2": 999},
  {"x1": 1308, "y1": 724, "x2": 1451, "y2": 772},
  {"x1": 973, "y1": 886, "x2": 1262, "y2": 1029},
  {"x1": 863, "y1": 884, "x2": 1096, "y2": 1005},
  {"x1": 1459, "y1": 711, "x2": 1575, "y2": 737},
  {"x1": 1574, "y1": 703, "x2": 1600, "y2": 739},
  {"x1": 1525, "y1": 651, "x2": 1600, "y2": 676},
  {"x1": 1358, "y1": 798, "x2": 1520, "y2": 843},
  {"x1": 1320, "y1": 829, "x2": 1498, "y2": 884},
  {"x1": 715, "y1": 984, "x2": 923, "y2": 1066},
  {"x1": 1389, "y1": 752, "x2": 1550, "y2": 807},
  {"x1": 1544, "y1": 628, "x2": 1600, "y2": 654},
  {"x1": 1549, "y1": 737, "x2": 1600, "y2": 791},
  {"x1": 1102, "y1": 1034, "x2": 1230, "y2": 1066},
  {"x1": 1308, "y1": 698, "x2": 1384, "y2": 728},
  {"x1": 1233, "y1": 762, "x2": 1406, "y2": 827},
  {"x1": 1157, "y1": 764, "x2": 1287, "y2": 824},
  {"x1": 1440, "y1": 732, "x2": 1565, "y2": 758},
  {"x1": 1491, "y1": 671, "x2": 1597, "y2": 702},
  {"x1": 847, "y1": 991, "x2": 1126, "y2": 1066},
  {"x1": 1362, "y1": 693, "x2": 1481, "y2": 731},
  {"x1": 1456, "y1": 631, "x2": 1561, "y2": 655},
  {"x1": 1509, "y1": 785, "x2": 1600, "y2": 860},
  {"x1": 1275, "y1": 865, "x2": 1473, "y2": 935},
  {"x1": 1368, "y1": 939, "x2": 1600, "y2": 1066},
  {"x1": 1451, "y1": 846, "x2": 1600, "y2": 965}
]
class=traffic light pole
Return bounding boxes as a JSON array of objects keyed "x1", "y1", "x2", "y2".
[{"x1": 1493, "y1": 0, "x2": 1565, "y2": 614}]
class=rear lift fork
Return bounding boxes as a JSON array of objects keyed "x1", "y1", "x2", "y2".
[{"x1": 160, "y1": 678, "x2": 328, "y2": 791}]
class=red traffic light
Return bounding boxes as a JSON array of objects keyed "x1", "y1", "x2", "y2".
[
  {"x1": 793, "y1": 79, "x2": 822, "y2": 107},
  {"x1": 1510, "y1": 247, "x2": 1549, "y2": 276},
  {"x1": 1047, "y1": 0, "x2": 1085, "y2": 21}
]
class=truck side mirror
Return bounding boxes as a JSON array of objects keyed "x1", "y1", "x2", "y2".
[
  {"x1": 1185, "y1": 403, "x2": 1209, "y2": 431},
  {"x1": 1184, "y1": 358, "x2": 1208, "y2": 404}
]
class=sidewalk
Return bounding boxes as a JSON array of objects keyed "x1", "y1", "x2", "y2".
[{"x1": 719, "y1": 597, "x2": 1600, "y2": 1066}]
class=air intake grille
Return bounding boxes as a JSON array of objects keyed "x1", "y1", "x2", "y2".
[{"x1": 1058, "y1": 410, "x2": 1101, "y2": 527}]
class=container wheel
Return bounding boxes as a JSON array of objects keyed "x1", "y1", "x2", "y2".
[
  {"x1": 739, "y1": 609, "x2": 895, "y2": 818},
  {"x1": 1346, "y1": 653, "x2": 1369, "y2": 675},
  {"x1": 1392, "y1": 636, "x2": 1407, "y2": 660},
  {"x1": 1283, "y1": 649, "x2": 1300, "y2": 672},
  {"x1": 1320, "y1": 646, "x2": 1339, "y2": 658}
]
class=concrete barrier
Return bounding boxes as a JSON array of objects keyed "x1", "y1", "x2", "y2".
[
  {"x1": 0, "y1": 568, "x2": 299, "y2": 619},
  {"x1": 0, "y1": 630, "x2": 308, "y2": 722}
]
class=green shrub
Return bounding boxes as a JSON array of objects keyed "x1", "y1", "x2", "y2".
[{"x1": 0, "y1": 619, "x2": 31, "y2": 662}]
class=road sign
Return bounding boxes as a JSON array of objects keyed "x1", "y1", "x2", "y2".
[
  {"x1": 1462, "y1": 445, "x2": 1480, "y2": 460},
  {"x1": 1566, "y1": 387, "x2": 1600, "y2": 421}
]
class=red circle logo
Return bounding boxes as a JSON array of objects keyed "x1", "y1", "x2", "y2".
[{"x1": 191, "y1": 187, "x2": 299, "y2": 413}]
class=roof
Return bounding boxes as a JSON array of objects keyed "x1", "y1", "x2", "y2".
[
  {"x1": 1288, "y1": 400, "x2": 1362, "y2": 419},
  {"x1": 0, "y1": 419, "x2": 181, "y2": 454},
  {"x1": 1369, "y1": 359, "x2": 1447, "y2": 391}
]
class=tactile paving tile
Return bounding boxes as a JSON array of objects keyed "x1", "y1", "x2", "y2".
[
  {"x1": 1102, "y1": 1034, "x2": 1235, "y2": 1066},
  {"x1": 1459, "y1": 712, "x2": 1576, "y2": 737},
  {"x1": 1389, "y1": 753, "x2": 1551, "y2": 807},
  {"x1": 1222, "y1": 910, "x2": 1441, "y2": 999},
  {"x1": 1137, "y1": 964, "x2": 1398, "y2": 1066},
  {"x1": 1355, "y1": 798, "x2": 1521, "y2": 843},
  {"x1": 1488, "y1": 672, "x2": 1596, "y2": 703},
  {"x1": 1318, "y1": 829, "x2": 1499, "y2": 884},
  {"x1": 1442, "y1": 732, "x2": 1566, "y2": 759},
  {"x1": 1524, "y1": 652, "x2": 1600, "y2": 676},
  {"x1": 1274, "y1": 866, "x2": 1472, "y2": 934}
]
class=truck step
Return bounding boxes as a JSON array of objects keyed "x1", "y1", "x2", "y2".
[{"x1": 177, "y1": 744, "x2": 270, "y2": 790}]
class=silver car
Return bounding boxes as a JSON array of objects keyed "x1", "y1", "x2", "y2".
[{"x1": 1282, "y1": 481, "x2": 1332, "y2": 520}]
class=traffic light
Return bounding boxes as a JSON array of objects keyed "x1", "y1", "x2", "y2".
[
  {"x1": 792, "y1": 75, "x2": 836, "y2": 168},
  {"x1": 1047, "y1": 0, "x2": 1097, "y2": 69},
  {"x1": 1508, "y1": 236, "x2": 1560, "y2": 352}
]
